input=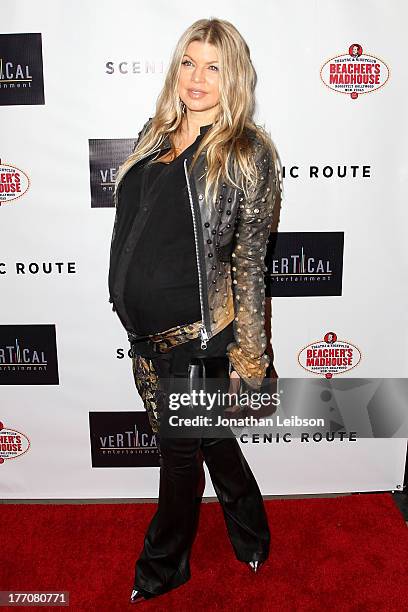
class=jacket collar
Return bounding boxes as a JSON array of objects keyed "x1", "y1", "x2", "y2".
[
  {"x1": 199, "y1": 123, "x2": 213, "y2": 135},
  {"x1": 160, "y1": 122, "x2": 213, "y2": 151}
]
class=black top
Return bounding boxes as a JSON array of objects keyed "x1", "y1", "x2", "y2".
[{"x1": 120, "y1": 133, "x2": 206, "y2": 335}]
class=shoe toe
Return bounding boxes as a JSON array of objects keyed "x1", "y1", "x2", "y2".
[
  {"x1": 248, "y1": 559, "x2": 264, "y2": 573},
  {"x1": 130, "y1": 588, "x2": 147, "y2": 604}
]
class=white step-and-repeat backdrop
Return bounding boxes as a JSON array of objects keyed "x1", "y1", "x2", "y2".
[{"x1": 1, "y1": 0, "x2": 407, "y2": 498}]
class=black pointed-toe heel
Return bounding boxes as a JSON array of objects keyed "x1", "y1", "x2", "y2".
[
  {"x1": 248, "y1": 559, "x2": 265, "y2": 573},
  {"x1": 130, "y1": 588, "x2": 149, "y2": 604}
]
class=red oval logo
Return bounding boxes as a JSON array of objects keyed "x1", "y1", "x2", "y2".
[
  {"x1": 320, "y1": 44, "x2": 390, "y2": 98},
  {"x1": 0, "y1": 421, "x2": 31, "y2": 464},
  {"x1": 298, "y1": 332, "x2": 362, "y2": 378},
  {"x1": 0, "y1": 161, "x2": 30, "y2": 204}
]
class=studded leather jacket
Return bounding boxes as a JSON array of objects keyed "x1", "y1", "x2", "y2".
[{"x1": 108, "y1": 118, "x2": 281, "y2": 389}]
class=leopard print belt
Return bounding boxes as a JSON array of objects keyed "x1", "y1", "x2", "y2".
[
  {"x1": 128, "y1": 320, "x2": 203, "y2": 354},
  {"x1": 129, "y1": 320, "x2": 203, "y2": 434}
]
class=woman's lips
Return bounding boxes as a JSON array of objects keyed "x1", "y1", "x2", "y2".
[{"x1": 187, "y1": 89, "x2": 207, "y2": 99}]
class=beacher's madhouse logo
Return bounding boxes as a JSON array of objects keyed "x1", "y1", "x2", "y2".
[
  {"x1": 320, "y1": 44, "x2": 390, "y2": 99},
  {"x1": 0, "y1": 160, "x2": 30, "y2": 204},
  {"x1": 298, "y1": 332, "x2": 362, "y2": 378},
  {"x1": 0, "y1": 422, "x2": 30, "y2": 465},
  {"x1": 0, "y1": 33, "x2": 45, "y2": 105}
]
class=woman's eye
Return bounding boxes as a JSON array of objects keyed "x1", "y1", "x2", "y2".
[{"x1": 181, "y1": 60, "x2": 218, "y2": 71}]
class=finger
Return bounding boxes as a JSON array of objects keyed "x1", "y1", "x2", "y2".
[
  {"x1": 228, "y1": 372, "x2": 240, "y2": 395},
  {"x1": 227, "y1": 372, "x2": 241, "y2": 410}
]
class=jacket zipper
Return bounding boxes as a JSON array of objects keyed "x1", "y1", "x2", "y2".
[{"x1": 183, "y1": 157, "x2": 210, "y2": 349}]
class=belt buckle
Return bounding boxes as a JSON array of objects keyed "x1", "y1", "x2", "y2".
[
  {"x1": 151, "y1": 341, "x2": 161, "y2": 355},
  {"x1": 127, "y1": 331, "x2": 139, "y2": 343}
]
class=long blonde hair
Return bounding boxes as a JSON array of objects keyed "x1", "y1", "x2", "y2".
[{"x1": 115, "y1": 17, "x2": 281, "y2": 206}]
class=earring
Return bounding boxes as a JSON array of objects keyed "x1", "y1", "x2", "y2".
[{"x1": 180, "y1": 98, "x2": 186, "y2": 114}]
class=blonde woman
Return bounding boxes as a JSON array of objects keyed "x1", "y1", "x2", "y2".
[{"x1": 108, "y1": 17, "x2": 282, "y2": 605}]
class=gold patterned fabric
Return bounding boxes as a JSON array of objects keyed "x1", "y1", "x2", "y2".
[
  {"x1": 131, "y1": 320, "x2": 202, "y2": 433},
  {"x1": 146, "y1": 321, "x2": 202, "y2": 352},
  {"x1": 131, "y1": 353, "x2": 163, "y2": 434}
]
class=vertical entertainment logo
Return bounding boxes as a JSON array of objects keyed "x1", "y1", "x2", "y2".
[
  {"x1": 89, "y1": 412, "x2": 160, "y2": 467},
  {"x1": 265, "y1": 232, "x2": 344, "y2": 297},
  {"x1": 89, "y1": 139, "x2": 135, "y2": 207},
  {"x1": 0, "y1": 33, "x2": 45, "y2": 105},
  {"x1": 0, "y1": 325, "x2": 59, "y2": 384}
]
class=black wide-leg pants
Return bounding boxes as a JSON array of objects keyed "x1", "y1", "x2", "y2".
[{"x1": 133, "y1": 323, "x2": 271, "y2": 596}]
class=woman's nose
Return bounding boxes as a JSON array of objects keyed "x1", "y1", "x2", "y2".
[{"x1": 192, "y1": 68, "x2": 205, "y2": 82}]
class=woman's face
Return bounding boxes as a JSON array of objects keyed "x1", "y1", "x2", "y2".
[{"x1": 178, "y1": 41, "x2": 220, "y2": 115}]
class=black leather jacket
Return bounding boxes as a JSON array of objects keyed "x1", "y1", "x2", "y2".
[{"x1": 108, "y1": 118, "x2": 281, "y2": 389}]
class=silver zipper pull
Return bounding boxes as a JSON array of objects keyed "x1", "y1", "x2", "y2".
[{"x1": 200, "y1": 326, "x2": 209, "y2": 350}]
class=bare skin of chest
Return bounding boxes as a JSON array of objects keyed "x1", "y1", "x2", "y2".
[{"x1": 156, "y1": 134, "x2": 197, "y2": 164}]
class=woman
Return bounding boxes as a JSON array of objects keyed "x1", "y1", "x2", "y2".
[{"x1": 108, "y1": 17, "x2": 282, "y2": 604}]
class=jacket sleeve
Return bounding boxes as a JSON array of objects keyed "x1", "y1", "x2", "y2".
[
  {"x1": 108, "y1": 117, "x2": 153, "y2": 308},
  {"x1": 111, "y1": 116, "x2": 153, "y2": 246},
  {"x1": 131, "y1": 117, "x2": 153, "y2": 154},
  {"x1": 226, "y1": 138, "x2": 280, "y2": 389},
  {"x1": 113, "y1": 117, "x2": 153, "y2": 211}
]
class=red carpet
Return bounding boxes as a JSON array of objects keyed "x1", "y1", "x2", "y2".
[{"x1": 1, "y1": 493, "x2": 407, "y2": 611}]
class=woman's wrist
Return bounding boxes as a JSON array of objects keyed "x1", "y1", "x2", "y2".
[{"x1": 226, "y1": 342, "x2": 269, "y2": 390}]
